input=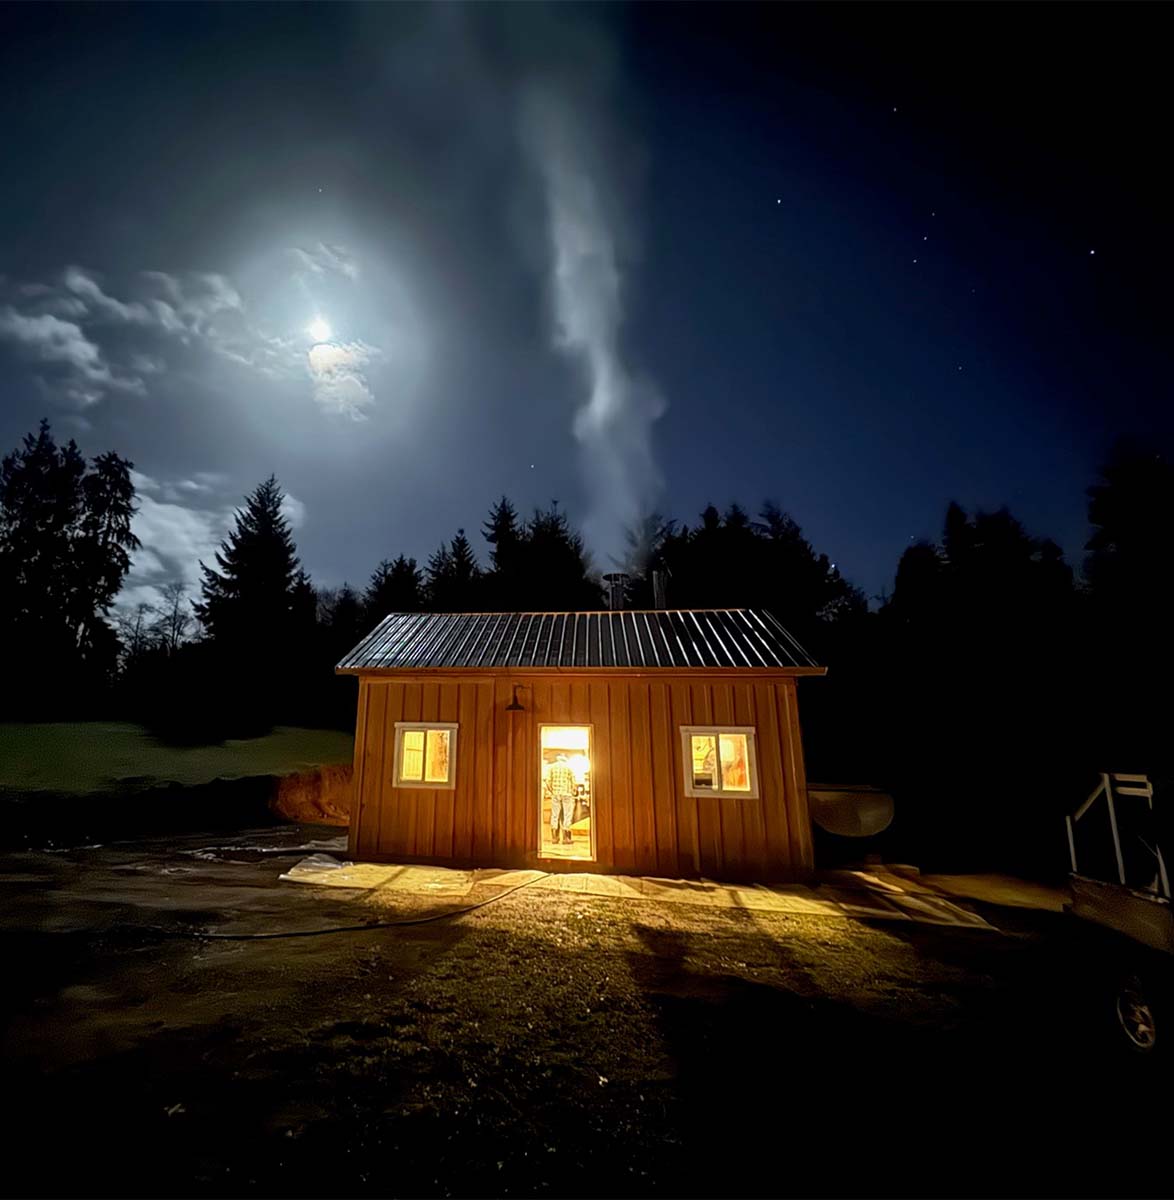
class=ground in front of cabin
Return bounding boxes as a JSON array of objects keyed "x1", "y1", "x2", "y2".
[{"x1": 0, "y1": 827, "x2": 1164, "y2": 1198}]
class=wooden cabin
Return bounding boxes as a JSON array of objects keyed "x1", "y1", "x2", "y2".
[{"x1": 336, "y1": 609, "x2": 825, "y2": 882}]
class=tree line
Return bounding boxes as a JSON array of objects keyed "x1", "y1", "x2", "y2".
[{"x1": 2, "y1": 418, "x2": 1170, "y2": 874}]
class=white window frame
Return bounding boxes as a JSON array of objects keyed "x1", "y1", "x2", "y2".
[
  {"x1": 392, "y1": 721, "x2": 459, "y2": 790},
  {"x1": 679, "y1": 725, "x2": 760, "y2": 799}
]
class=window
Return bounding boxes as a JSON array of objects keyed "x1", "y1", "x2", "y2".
[
  {"x1": 393, "y1": 722, "x2": 458, "y2": 789},
  {"x1": 679, "y1": 726, "x2": 759, "y2": 798}
]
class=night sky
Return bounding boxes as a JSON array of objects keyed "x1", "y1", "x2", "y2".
[{"x1": 1, "y1": 4, "x2": 1168, "y2": 611}]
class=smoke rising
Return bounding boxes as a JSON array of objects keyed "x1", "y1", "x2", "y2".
[{"x1": 520, "y1": 86, "x2": 666, "y2": 568}]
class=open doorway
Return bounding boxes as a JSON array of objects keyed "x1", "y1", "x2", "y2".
[{"x1": 539, "y1": 725, "x2": 594, "y2": 861}]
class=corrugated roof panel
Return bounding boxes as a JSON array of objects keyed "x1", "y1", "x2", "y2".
[
  {"x1": 573, "y1": 613, "x2": 587, "y2": 668},
  {"x1": 335, "y1": 609, "x2": 820, "y2": 672},
  {"x1": 663, "y1": 610, "x2": 696, "y2": 667},
  {"x1": 620, "y1": 612, "x2": 639, "y2": 667},
  {"x1": 642, "y1": 611, "x2": 667, "y2": 667}
]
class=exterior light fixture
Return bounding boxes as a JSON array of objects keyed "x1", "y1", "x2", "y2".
[{"x1": 506, "y1": 684, "x2": 526, "y2": 712}]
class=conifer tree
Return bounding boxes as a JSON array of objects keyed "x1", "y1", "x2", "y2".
[
  {"x1": 195, "y1": 476, "x2": 301, "y2": 647},
  {"x1": 364, "y1": 554, "x2": 423, "y2": 620}
]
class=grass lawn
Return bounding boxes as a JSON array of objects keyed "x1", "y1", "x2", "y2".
[{"x1": 0, "y1": 723, "x2": 354, "y2": 794}]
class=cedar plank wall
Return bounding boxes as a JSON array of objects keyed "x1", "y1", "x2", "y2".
[{"x1": 348, "y1": 673, "x2": 814, "y2": 881}]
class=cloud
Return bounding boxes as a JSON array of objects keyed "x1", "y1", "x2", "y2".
[
  {"x1": 129, "y1": 469, "x2": 160, "y2": 493},
  {"x1": 5, "y1": 259, "x2": 380, "y2": 416},
  {"x1": 519, "y1": 86, "x2": 665, "y2": 565},
  {"x1": 140, "y1": 269, "x2": 243, "y2": 331},
  {"x1": 0, "y1": 307, "x2": 144, "y2": 405},
  {"x1": 0, "y1": 309, "x2": 105, "y2": 373},
  {"x1": 118, "y1": 471, "x2": 236, "y2": 615},
  {"x1": 280, "y1": 492, "x2": 307, "y2": 529},
  {"x1": 129, "y1": 352, "x2": 166, "y2": 375},
  {"x1": 291, "y1": 242, "x2": 360, "y2": 281},
  {"x1": 175, "y1": 471, "x2": 229, "y2": 495},
  {"x1": 59, "y1": 266, "x2": 244, "y2": 343},
  {"x1": 307, "y1": 340, "x2": 379, "y2": 419},
  {"x1": 64, "y1": 266, "x2": 243, "y2": 338},
  {"x1": 130, "y1": 467, "x2": 234, "y2": 505},
  {"x1": 1, "y1": 266, "x2": 295, "y2": 405},
  {"x1": 43, "y1": 297, "x2": 90, "y2": 318},
  {"x1": 64, "y1": 267, "x2": 155, "y2": 324}
]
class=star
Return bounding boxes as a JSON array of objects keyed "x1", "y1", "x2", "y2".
[
  {"x1": 1089, "y1": 249, "x2": 1096, "y2": 256},
  {"x1": 922, "y1": 235, "x2": 928, "y2": 241},
  {"x1": 892, "y1": 106, "x2": 898, "y2": 113},
  {"x1": 776, "y1": 198, "x2": 781, "y2": 205},
  {"x1": 913, "y1": 258, "x2": 918, "y2": 263},
  {"x1": 931, "y1": 211, "x2": 936, "y2": 217}
]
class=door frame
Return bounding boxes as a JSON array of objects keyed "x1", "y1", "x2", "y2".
[{"x1": 536, "y1": 722, "x2": 596, "y2": 863}]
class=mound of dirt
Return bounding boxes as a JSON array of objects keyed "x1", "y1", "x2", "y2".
[
  {"x1": 0, "y1": 764, "x2": 351, "y2": 849},
  {"x1": 269, "y1": 764, "x2": 351, "y2": 827}
]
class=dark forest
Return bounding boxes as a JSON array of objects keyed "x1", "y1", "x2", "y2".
[{"x1": 3, "y1": 417, "x2": 1169, "y2": 877}]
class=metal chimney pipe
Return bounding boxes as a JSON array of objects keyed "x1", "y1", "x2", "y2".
[
  {"x1": 652, "y1": 569, "x2": 668, "y2": 610},
  {"x1": 603, "y1": 572, "x2": 629, "y2": 611}
]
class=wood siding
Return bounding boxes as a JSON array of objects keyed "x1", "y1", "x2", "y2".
[{"x1": 348, "y1": 672, "x2": 814, "y2": 881}]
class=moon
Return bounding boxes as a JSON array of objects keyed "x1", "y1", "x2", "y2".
[{"x1": 307, "y1": 316, "x2": 332, "y2": 342}]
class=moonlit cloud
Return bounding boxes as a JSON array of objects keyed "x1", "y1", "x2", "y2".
[
  {"x1": 140, "y1": 269, "x2": 243, "y2": 332},
  {"x1": 120, "y1": 471, "x2": 237, "y2": 614},
  {"x1": 176, "y1": 470, "x2": 229, "y2": 494},
  {"x1": 63, "y1": 266, "x2": 244, "y2": 339},
  {"x1": 0, "y1": 307, "x2": 143, "y2": 405},
  {"x1": 307, "y1": 339, "x2": 379, "y2": 419},
  {"x1": 1, "y1": 266, "x2": 307, "y2": 403},
  {"x1": 280, "y1": 492, "x2": 307, "y2": 529},
  {"x1": 291, "y1": 242, "x2": 360, "y2": 281},
  {"x1": 131, "y1": 467, "x2": 232, "y2": 504},
  {"x1": 64, "y1": 267, "x2": 156, "y2": 324}
]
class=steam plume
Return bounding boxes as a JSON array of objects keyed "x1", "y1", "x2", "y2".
[{"x1": 521, "y1": 89, "x2": 665, "y2": 566}]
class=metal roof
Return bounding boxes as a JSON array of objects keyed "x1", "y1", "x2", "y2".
[{"x1": 336, "y1": 609, "x2": 821, "y2": 672}]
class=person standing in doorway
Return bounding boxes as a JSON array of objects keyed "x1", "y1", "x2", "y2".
[{"x1": 545, "y1": 754, "x2": 577, "y2": 846}]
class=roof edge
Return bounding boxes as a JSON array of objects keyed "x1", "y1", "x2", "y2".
[
  {"x1": 335, "y1": 664, "x2": 829, "y2": 678},
  {"x1": 356, "y1": 607, "x2": 765, "y2": 617}
]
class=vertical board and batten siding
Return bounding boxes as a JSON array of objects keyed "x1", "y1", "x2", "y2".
[{"x1": 348, "y1": 672, "x2": 813, "y2": 881}]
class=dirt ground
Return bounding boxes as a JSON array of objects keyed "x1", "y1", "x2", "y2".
[{"x1": 0, "y1": 826, "x2": 1166, "y2": 1199}]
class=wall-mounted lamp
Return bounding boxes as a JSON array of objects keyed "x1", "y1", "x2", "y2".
[{"x1": 506, "y1": 683, "x2": 527, "y2": 712}]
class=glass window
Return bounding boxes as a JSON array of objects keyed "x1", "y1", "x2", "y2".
[
  {"x1": 680, "y1": 726, "x2": 759, "y2": 798},
  {"x1": 395, "y1": 723, "x2": 458, "y2": 789},
  {"x1": 401, "y1": 729, "x2": 425, "y2": 782},
  {"x1": 424, "y1": 729, "x2": 450, "y2": 783},
  {"x1": 690, "y1": 734, "x2": 718, "y2": 790},
  {"x1": 719, "y1": 734, "x2": 751, "y2": 791}
]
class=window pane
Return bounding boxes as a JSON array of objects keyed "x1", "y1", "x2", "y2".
[
  {"x1": 690, "y1": 735, "x2": 718, "y2": 790},
  {"x1": 424, "y1": 729, "x2": 450, "y2": 783},
  {"x1": 719, "y1": 734, "x2": 751, "y2": 791},
  {"x1": 401, "y1": 729, "x2": 424, "y2": 782}
]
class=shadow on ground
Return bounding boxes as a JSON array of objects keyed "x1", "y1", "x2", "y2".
[{"x1": 0, "y1": 827, "x2": 1166, "y2": 1198}]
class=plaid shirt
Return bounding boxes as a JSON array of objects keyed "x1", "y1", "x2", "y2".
[{"x1": 545, "y1": 762, "x2": 576, "y2": 798}]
